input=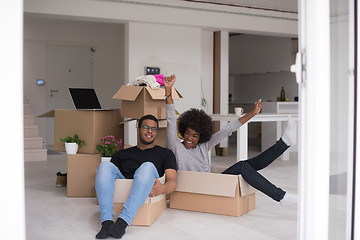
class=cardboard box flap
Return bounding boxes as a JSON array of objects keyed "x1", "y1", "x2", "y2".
[
  {"x1": 158, "y1": 120, "x2": 167, "y2": 128},
  {"x1": 145, "y1": 87, "x2": 182, "y2": 100},
  {"x1": 238, "y1": 175, "x2": 256, "y2": 196},
  {"x1": 171, "y1": 87, "x2": 183, "y2": 99},
  {"x1": 38, "y1": 110, "x2": 55, "y2": 118},
  {"x1": 112, "y1": 86, "x2": 144, "y2": 101},
  {"x1": 175, "y1": 171, "x2": 237, "y2": 198},
  {"x1": 113, "y1": 176, "x2": 165, "y2": 204}
]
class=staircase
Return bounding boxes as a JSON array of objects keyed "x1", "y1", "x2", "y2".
[{"x1": 24, "y1": 103, "x2": 47, "y2": 161}]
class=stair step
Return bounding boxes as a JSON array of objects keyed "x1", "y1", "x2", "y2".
[
  {"x1": 24, "y1": 104, "x2": 31, "y2": 115},
  {"x1": 24, "y1": 115, "x2": 35, "y2": 126},
  {"x1": 24, "y1": 125, "x2": 39, "y2": 138},
  {"x1": 24, "y1": 149, "x2": 47, "y2": 162},
  {"x1": 24, "y1": 137, "x2": 45, "y2": 149}
]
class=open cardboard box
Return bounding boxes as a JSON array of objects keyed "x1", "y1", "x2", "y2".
[
  {"x1": 112, "y1": 86, "x2": 182, "y2": 119},
  {"x1": 112, "y1": 176, "x2": 166, "y2": 226},
  {"x1": 39, "y1": 109, "x2": 124, "y2": 154},
  {"x1": 67, "y1": 153, "x2": 101, "y2": 197},
  {"x1": 170, "y1": 171, "x2": 256, "y2": 216}
]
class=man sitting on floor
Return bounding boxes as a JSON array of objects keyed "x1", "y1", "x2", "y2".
[{"x1": 95, "y1": 114, "x2": 177, "y2": 239}]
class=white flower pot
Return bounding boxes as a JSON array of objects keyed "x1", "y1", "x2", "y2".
[
  {"x1": 101, "y1": 157, "x2": 112, "y2": 162},
  {"x1": 65, "y1": 142, "x2": 78, "y2": 154}
]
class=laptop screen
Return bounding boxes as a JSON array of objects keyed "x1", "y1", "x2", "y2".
[{"x1": 69, "y1": 88, "x2": 102, "y2": 110}]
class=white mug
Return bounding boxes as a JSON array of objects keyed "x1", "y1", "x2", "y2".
[{"x1": 235, "y1": 107, "x2": 244, "y2": 115}]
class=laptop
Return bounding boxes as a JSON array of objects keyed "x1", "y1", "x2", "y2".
[{"x1": 69, "y1": 88, "x2": 102, "y2": 110}]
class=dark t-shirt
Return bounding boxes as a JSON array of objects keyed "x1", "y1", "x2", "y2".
[{"x1": 110, "y1": 145, "x2": 177, "y2": 179}]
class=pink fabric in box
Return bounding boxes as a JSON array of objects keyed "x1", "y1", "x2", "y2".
[{"x1": 154, "y1": 74, "x2": 164, "y2": 86}]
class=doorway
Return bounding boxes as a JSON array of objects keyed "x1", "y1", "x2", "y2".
[{"x1": 45, "y1": 45, "x2": 93, "y2": 144}]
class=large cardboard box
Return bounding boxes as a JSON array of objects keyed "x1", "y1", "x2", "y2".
[
  {"x1": 67, "y1": 153, "x2": 101, "y2": 197},
  {"x1": 112, "y1": 86, "x2": 182, "y2": 119},
  {"x1": 39, "y1": 109, "x2": 124, "y2": 154},
  {"x1": 170, "y1": 171, "x2": 256, "y2": 216},
  {"x1": 112, "y1": 176, "x2": 166, "y2": 226}
]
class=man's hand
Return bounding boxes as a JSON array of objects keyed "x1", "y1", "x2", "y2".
[{"x1": 149, "y1": 178, "x2": 165, "y2": 197}]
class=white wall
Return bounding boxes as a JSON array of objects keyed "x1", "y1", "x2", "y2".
[
  {"x1": 124, "y1": 22, "x2": 204, "y2": 145},
  {"x1": 23, "y1": 18, "x2": 125, "y2": 142},
  {"x1": 229, "y1": 34, "x2": 298, "y2": 103},
  {"x1": 126, "y1": 22, "x2": 202, "y2": 113}
]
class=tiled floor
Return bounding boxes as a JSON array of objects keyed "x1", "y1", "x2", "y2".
[{"x1": 24, "y1": 140, "x2": 298, "y2": 240}]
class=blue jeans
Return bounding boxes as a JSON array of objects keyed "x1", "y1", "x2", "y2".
[
  {"x1": 222, "y1": 138, "x2": 289, "y2": 201},
  {"x1": 95, "y1": 161, "x2": 159, "y2": 225}
]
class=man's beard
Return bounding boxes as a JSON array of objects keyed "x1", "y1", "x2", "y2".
[{"x1": 139, "y1": 134, "x2": 155, "y2": 145}]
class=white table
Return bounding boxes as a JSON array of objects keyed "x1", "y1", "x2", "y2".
[{"x1": 210, "y1": 113, "x2": 298, "y2": 162}]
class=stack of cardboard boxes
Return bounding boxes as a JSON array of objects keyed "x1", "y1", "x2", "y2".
[{"x1": 39, "y1": 109, "x2": 124, "y2": 197}]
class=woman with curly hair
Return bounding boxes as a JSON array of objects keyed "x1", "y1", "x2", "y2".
[{"x1": 164, "y1": 74, "x2": 297, "y2": 206}]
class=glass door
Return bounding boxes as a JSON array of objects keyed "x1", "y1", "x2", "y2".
[{"x1": 296, "y1": 0, "x2": 357, "y2": 238}]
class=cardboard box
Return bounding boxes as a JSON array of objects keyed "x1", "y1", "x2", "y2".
[
  {"x1": 112, "y1": 86, "x2": 182, "y2": 119},
  {"x1": 67, "y1": 153, "x2": 101, "y2": 197},
  {"x1": 169, "y1": 171, "x2": 256, "y2": 216},
  {"x1": 112, "y1": 176, "x2": 166, "y2": 226},
  {"x1": 39, "y1": 109, "x2": 124, "y2": 154},
  {"x1": 155, "y1": 120, "x2": 167, "y2": 148}
]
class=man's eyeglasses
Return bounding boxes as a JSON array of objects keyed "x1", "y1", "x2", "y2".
[{"x1": 141, "y1": 125, "x2": 158, "y2": 132}]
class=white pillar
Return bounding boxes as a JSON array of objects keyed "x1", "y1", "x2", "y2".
[
  {"x1": 0, "y1": 1, "x2": 26, "y2": 239},
  {"x1": 298, "y1": 0, "x2": 330, "y2": 239},
  {"x1": 219, "y1": 31, "x2": 229, "y2": 148}
]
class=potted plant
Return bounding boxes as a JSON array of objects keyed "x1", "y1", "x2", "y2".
[
  {"x1": 96, "y1": 135, "x2": 123, "y2": 162},
  {"x1": 60, "y1": 134, "x2": 85, "y2": 154}
]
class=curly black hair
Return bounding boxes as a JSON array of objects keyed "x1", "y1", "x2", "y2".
[{"x1": 178, "y1": 108, "x2": 213, "y2": 143}]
